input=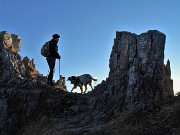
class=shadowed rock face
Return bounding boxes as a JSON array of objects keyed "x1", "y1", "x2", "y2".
[
  {"x1": 0, "y1": 30, "x2": 174, "y2": 134},
  {"x1": 106, "y1": 30, "x2": 173, "y2": 110}
]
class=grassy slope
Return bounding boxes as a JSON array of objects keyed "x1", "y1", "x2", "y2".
[{"x1": 21, "y1": 94, "x2": 180, "y2": 135}]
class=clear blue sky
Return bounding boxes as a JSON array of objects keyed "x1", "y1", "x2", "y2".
[{"x1": 1, "y1": 0, "x2": 180, "y2": 93}]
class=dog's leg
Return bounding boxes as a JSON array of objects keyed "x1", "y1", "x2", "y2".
[
  {"x1": 84, "y1": 85, "x2": 88, "y2": 93},
  {"x1": 71, "y1": 85, "x2": 77, "y2": 93},
  {"x1": 80, "y1": 86, "x2": 84, "y2": 94},
  {"x1": 89, "y1": 82, "x2": 93, "y2": 90}
]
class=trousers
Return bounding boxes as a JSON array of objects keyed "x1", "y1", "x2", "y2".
[{"x1": 46, "y1": 57, "x2": 56, "y2": 83}]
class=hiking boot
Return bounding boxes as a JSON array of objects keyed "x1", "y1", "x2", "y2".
[
  {"x1": 50, "y1": 82, "x2": 55, "y2": 86},
  {"x1": 46, "y1": 81, "x2": 55, "y2": 86}
]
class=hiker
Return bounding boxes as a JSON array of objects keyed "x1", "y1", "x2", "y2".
[{"x1": 46, "y1": 34, "x2": 61, "y2": 86}]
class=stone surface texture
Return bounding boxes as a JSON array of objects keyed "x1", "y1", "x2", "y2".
[
  {"x1": 107, "y1": 30, "x2": 173, "y2": 110},
  {"x1": 0, "y1": 30, "x2": 174, "y2": 135}
]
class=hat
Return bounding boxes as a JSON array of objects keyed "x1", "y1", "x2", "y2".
[{"x1": 52, "y1": 34, "x2": 60, "y2": 39}]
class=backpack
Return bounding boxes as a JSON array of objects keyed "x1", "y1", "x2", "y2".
[{"x1": 41, "y1": 42, "x2": 49, "y2": 57}]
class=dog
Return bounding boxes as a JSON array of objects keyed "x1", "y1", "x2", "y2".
[{"x1": 67, "y1": 74, "x2": 97, "y2": 94}]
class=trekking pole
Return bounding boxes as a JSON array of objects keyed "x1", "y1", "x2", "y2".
[{"x1": 59, "y1": 59, "x2": 61, "y2": 80}]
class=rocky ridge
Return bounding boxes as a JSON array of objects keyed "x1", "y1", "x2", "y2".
[{"x1": 0, "y1": 30, "x2": 175, "y2": 135}]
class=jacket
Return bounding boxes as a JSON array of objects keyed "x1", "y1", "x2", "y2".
[{"x1": 47, "y1": 39, "x2": 60, "y2": 59}]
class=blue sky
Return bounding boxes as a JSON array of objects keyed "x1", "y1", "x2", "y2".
[{"x1": 1, "y1": 0, "x2": 180, "y2": 93}]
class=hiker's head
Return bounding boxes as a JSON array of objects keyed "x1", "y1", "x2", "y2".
[{"x1": 52, "y1": 34, "x2": 60, "y2": 41}]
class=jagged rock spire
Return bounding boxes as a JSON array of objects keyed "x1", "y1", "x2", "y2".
[
  {"x1": 108, "y1": 30, "x2": 173, "y2": 110},
  {"x1": 0, "y1": 31, "x2": 40, "y2": 79}
]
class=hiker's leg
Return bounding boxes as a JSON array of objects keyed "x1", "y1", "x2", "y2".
[
  {"x1": 46, "y1": 57, "x2": 56, "y2": 84},
  {"x1": 48, "y1": 69, "x2": 54, "y2": 84}
]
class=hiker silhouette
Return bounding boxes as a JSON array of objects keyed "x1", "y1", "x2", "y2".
[{"x1": 46, "y1": 34, "x2": 61, "y2": 86}]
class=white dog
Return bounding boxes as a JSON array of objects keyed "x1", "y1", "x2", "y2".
[{"x1": 67, "y1": 74, "x2": 97, "y2": 94}]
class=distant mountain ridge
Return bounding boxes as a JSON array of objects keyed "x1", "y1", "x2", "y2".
[{"x1": 0, "y1": 30, "x2": 175, "y2": 135}]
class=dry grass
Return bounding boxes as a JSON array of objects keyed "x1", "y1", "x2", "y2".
[
  {"x1": 20, "y1": 95, "x2": 180, "y2": 135},
  {"x1": 106, "y1": 95, "x2": 180, "y2": 135}
]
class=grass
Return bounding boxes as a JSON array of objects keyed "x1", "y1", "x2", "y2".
[{"x1": 19, "y1": 95, "x2": 180, "y2": 135}]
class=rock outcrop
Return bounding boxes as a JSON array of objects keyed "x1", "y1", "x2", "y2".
[
  {"x1": 0, "y1": 31, "x2": 67, "y2": 89},
  {"x1": 109, "y1": 30, "x2": 173, "y2": 109},
  {"x1": 0, "y1": 31, "x2": 40, "y2": 80},
  {"x1": 0, "y1": 30, "x2": 174, "y2": 135},
  {"x1": 92, "y1": 30, "x2": 173, "y2": 112}
]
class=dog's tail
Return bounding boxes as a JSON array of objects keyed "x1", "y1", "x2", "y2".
[{"x1": 92, "y1": 76, "x2": 98, "y2": 81}]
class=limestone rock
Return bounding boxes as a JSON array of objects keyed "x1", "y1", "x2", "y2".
[
  {"x1": 55, "y1": 75, "x2": 67, "y2": 90},
  {"x1": 0, "y1": 30, "x2": 174, "y2": 135},
  {"x1": 107, "y1": 30, "x2": 173, "y2": 110},
  {"x1": 0, "y1": 31, "x2": 40, "y2": 80},
  {"x1": 11, "y1": 34, "x2": 22, "y2": 53},
  {"x1": 0, "y1": 31, "x2": 22, "y2": 54}
]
